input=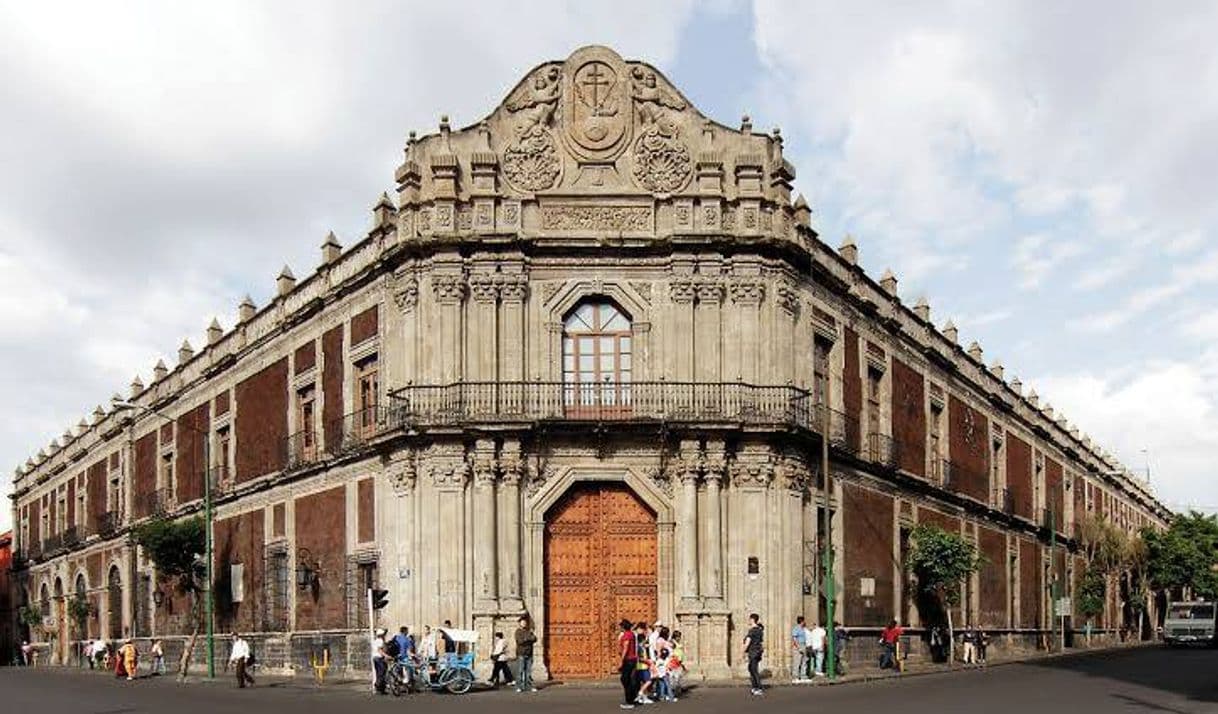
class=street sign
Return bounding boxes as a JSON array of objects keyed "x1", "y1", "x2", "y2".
[{"x1": 1054, "y1": 597, "x2": 1072, "y2": 617}]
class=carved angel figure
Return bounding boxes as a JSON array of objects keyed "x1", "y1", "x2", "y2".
[
  {"x1": 631, "y1": 66, "x2": 685, "y2": 130},
  {"x1": 506, "y1": 66, "x2": 562, "y2": 132}
]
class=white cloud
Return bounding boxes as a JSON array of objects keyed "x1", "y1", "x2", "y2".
[{"x1": 1011, "y1": 233, "x2": 1085, "y2": 290}]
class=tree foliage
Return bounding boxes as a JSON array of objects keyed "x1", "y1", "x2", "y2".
[
  {"x1": 131, "y1": 516, "x2": 206, "y2": 592},
  {"x1": 1142, "y1": 511, "x2": 1218, "y2": 598},
  {"x1": 1077, "y1": 566, "x2": 1107, "y2": 618},
  {"x1": 18, "y1": 604, "x2": 43, "y2": 629},
  {"x1": 906, "y1": 524, "x2": 983, "y2": 607}
]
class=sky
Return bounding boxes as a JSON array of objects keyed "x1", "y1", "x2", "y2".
[{"x1": 1, "y1": 0, "x2": 1216, "y2": 531}]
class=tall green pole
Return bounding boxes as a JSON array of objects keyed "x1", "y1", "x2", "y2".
[
  {"x1": 204, "y1": 435, "x2": 214, "y2": 679},
  {"x1": 1048, "y1": 495, "x2": 1058, "y2": 653},
  {"x1": 822, "y1": 400, "x2": 836, "y2": 679}
]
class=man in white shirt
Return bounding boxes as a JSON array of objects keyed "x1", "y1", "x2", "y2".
[
  {"x1": 371, "y1": 628, "x2": 388, "y2": 694},
  {"x1": 808, "y1": 622, "x2": 828, "y2": 676},
  {"x1": 229, "y1": 632, "x2": 255, "y2": 688}
]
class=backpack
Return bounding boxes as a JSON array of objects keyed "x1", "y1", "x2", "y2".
[{"x1": 384, "y1": 638, "x2": 401, "y2": 658}]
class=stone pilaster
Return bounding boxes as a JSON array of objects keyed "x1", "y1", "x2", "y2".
[
  {"x1": 498, "y1": 441, "x2": 525, "y2": 613},
  {"x1": 678, "y1": 458, "x2": 700, "y2": 604},
  {"x1": 702, "y1": 446, "x2": 726, "y2": 604}
]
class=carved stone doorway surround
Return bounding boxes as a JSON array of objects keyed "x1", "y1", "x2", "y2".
[{"x1": 525, "y1": 465, "x2": 675, "y2": 680}]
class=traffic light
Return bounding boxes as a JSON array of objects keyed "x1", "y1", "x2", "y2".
[{"x1": 370, "y1": 588, "x2": 389, "y2": 610}]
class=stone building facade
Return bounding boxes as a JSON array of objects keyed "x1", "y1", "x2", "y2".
[{"x1": 9, "y1": 46, "x2": 1169, "y2": 679}]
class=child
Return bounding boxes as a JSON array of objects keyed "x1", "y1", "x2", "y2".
[
  {"x1": 653, "y1": 647, "x2": 671, "y2": 702},
  {"x1": 667, "y1": 633, "x2": 685, "y2": 701}
]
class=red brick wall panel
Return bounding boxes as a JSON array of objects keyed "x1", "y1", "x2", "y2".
[
  {"x1": 948, "y1": 396, "x2": 990, "y2": 501},
  {"x1": 842, "y1": 327, "x2": 862, "y2": 451},
  {"x1": 322, "y1": 326, "x2": 344, "y2": 449},
  {"x1": 87, "y1": 459, "x2": 106, "y2": 528},
  {"x1": 350, "y1": 305, "x2": 379, "y2": 346},
  {"x1": 891, "y1": 358, "x2": 926, "y2": 477},
  {"x1": 978, "y1": 526, "x2": 1007, "y2": 627},
  {"x1": 357, "y1": 479, "x2": 374, "y2": 543},
  {"x1": 234, "y1": 358, "x2": 288, "y2": 481},
  {"x1": 1007, "y1": 434, "x2": 1033, "y2": 519},
  {"x1": 134, "y1": 432, "x2": 157, "y2": 519},
  {"x1": 1046, "y1": 458, "x2": 1064, "y2": 526},
  {"x1": 294, "y1": 486, "x2": 347, "y2": 631},
  {"x1": 294, "y1": 341, "x2": 317, "y2": 374},
  {"x1": 843, "y1": 483, "x2": 894, "y2": 627},
  {"x1": 66, "y1": 480, "x2": 75, "y2": 526},
  {"x1": 175, "y1": 403, "x2": 210, "y2": 503},
  {"x1": 1019, "y1": 539, "x2": 1041, "y2": 628},
  {"x1": 215, "y1": 390, "x2": 230, "y2": 416},
  {"x1": 214, "y1": 510, "x2": 266, "y2": 634}
]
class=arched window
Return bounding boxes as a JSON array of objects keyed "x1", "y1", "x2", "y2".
[
  {"x1": 107, "y1": 565, "x2": 123, "y2": 639},
  {"x1": 562, "y1": 300, "x2": 632, "y2": 412}
]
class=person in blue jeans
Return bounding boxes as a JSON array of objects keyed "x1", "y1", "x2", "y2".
[
  {"x1": 514, "y1": 616, "x2": 537, "y2": 692},
  {"x1": 791, "y1": 616, "x2": 809, "y2": 681}
]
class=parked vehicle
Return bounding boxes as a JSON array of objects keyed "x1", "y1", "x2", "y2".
[
  {"x1": 387, "y1": 628, "x2": 477, "y2": 695},
  {"x1": 1163, "y1": 601, "x2": 1217, "y2": 646}
]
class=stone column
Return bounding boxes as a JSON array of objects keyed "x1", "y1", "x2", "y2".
[
  {"x1": 468, "y1": 272, "x2": 499, "y2": 386},
  {"x1": 498, "y1": 444, "x2": 525, "y2": 613},
  {"x1": 500, "y1": 273, "x2": 528, "y2": 413},
  {"x1": 694, "y1": 279, "x2": 724, "y2": 383},
  {"x1": 702, "y1": 452, "x2": 726, "y2": 603},
  {"x1": 432, "y1": 271, "x2": 466, "y2": 382},
  {"x1": 679, "y1": 459, "x2": 700, "y2": 604},
  {"x1": 472, "y1": 447, "x2": 498, "y2": 606}
]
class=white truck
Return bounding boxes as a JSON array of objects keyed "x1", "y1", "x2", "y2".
[{"x1": 1163, "y1": 601, "x2": 1216, "y2": 646}]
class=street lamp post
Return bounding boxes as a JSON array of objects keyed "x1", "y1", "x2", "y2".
[
  {"x1": 821, "y1": 398, "x2": 836, "y2": 680},
  {"x1": 112, "y1": 397, "x2": 214, "y2": 679}
]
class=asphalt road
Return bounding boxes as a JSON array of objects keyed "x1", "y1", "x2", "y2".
[{"x1": 4, "y1": 646, "x2": 1217, "y2": 714}]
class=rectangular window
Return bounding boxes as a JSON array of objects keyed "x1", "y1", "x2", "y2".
[
  {"x1": 866, "y1": 367, "x2": 882, "y2": 436},
  {"x1": 216, "y1": 425, "x2": 232, "y2": 484},
  {"x1": 929, "y1": 402, "x2": 944, "y2": 481},
  {"x1": 267, "y1": 549, "x2": 289, "y2": 631},
  {"x1": 296, "y1": 384, "x2": 317, "y2": 460},
  {"x1": 160, "y1": 453, "x2": 175, "y2": 498},
  {"x1": 813, "y1": 337, "x2": 832, "y2": 407},
  {"x1": 355, "y1": 355, "x2": 379, "y2": 436},
  {"x1": 57, "y1": 488, "x2": 67, "y2": 532}
]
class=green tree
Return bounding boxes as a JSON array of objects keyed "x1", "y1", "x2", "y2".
[
  {"x1": 906, "y1": 524, "x2": 983, "y2": 663},
  {"x1": 131, "y1": 516, "x2": 205, "y2": 680},
  {"x1": 1143, "y1": 511, "x2": 1218, "y2": 599},
  {"x1": 66, "y1": 594, "x2": 92, "y2": 638}
]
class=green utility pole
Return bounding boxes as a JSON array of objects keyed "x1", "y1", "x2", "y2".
[
  {"x1": 204, "y1": 434, "x2": 214, "y2": 679},
  {"x1": 822, "y1": 399, "x2": 836, "y2": 680},
  {"x1": 1048, "y1": 493, "x2": 1059, "y2": 653}
]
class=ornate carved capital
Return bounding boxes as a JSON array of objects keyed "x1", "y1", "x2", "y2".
[
  {"x1": 669, "y1": 277, "x2": 696, "y2": 304},
  {"x1": 393, "y1": 275, "x2": 419, "y2": 314},
  {"x1": 704, "y1": 458, "x2": 727, "y2": 486},
  {"x1": 473, "y1": 459, "x2": 497, "y2": 487},
  {"x1": 729, "y1": 280, "x2": 765, "y2": 306},
  {"x1": 731, "y1": 456, "x2": 773, "y2": 489},
  {"x1": 678, "y1": 459, "x2": 701, "y2": 485},
  {"x1": 385, "y1": 454, "x2": 417, "y2": 495},
  {"x1": 468, "y1": 273, "x2": 499, "y2": 304},
  {"x1": 430, "y1": 458, "x2": 471, "y2": 488},
  {"x1": 644, "y1": 464, "x2": 673, "y2": 498},
  {"x1": 695, "y1": 279, "x2": 725, "y2": 305},
  {"x1": 499, "y1": 458, "x2": 526, "y2": 486},
  {"x1": 776, "y1": 283, "x2": 800, "y2": 317},
  {"x1": 777, "y1": 453, "x2": 809, "y2": 493},
  {"x1": 498, "y1": 274, "x2": 529, "y2": 303},
  {"x1": 432, "y1": 274, "x2": 466, "y2": 305}
]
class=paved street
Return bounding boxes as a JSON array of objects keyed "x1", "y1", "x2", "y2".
[{"x1": 3, "y1": 647, "x2": 1217, "y2": 714}]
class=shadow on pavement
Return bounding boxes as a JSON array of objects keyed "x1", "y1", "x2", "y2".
[{"x1": 1025, "y1": 645, "x2": 1218, "y2": 707}]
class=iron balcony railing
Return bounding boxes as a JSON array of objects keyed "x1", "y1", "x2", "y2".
[
  {"x1": 939, "y1": 459, "x2": 960, "y2": 492},
  {"x1": 993, "y1": 487, "x2": 1013, "y2": 515},
  {"x1": 41, "y1": 532, "x2": 63, "y2": 555},
  {"x1": 865, "y1": 432, "x2": 899, "y2": 469},
  {"x1": 61, "y1": 525, "x2": 80, "y2": 548},
  {"x1": 141, "y1": 487, "x2": 174, "y2": 517},
  {"x1": 281, "y1": 407, "x2": 395, "y2": 473},
  {"x1": 284, "y1": 429, "x2": 321, "y2": 470},
  {"x1": 94, "y1": 510, "x2": 118, "y2": 537},
  {"x1": 391, "y1": 381, "x2": 817, "y2": 431}
]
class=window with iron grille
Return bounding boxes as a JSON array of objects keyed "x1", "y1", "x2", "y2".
[{"x1": 264, "y1": 546, "x2": 289, "y2": 631}]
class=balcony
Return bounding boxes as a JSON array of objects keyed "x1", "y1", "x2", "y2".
[
  {"x1": 327, "y1": 406, "x2": 394, "y2": 456},
  {"x1": 391, "y1": 381, "x2": 817, "y2": 432},
  {"x1": 41, "y1": 532, "x2": 63, "y2": 555},
  {"x1": 992, "y1": 487, "x2": 1013, "y2": 515},
  {"x1": 865, "y1": 432, "x2": 899, "y2": 469},
  {"x1": 94, "y1": 511, "x2": 118, "y2": 537},
  {"x1": 139, "y1": 488, "x2": 174, "y2": 517},
  {"x1": 61, "y1": 525, "x2": 80, "y2": 548},
  {"x1": 284, "y1": 430, "x2": 322, "y2": 471}
]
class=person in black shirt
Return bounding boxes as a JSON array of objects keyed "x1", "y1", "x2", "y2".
[{"x1": 741, "y1": 613, "x2": 765, "y2": 695}]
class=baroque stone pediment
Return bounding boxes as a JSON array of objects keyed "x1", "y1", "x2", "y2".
[{"x1": 393, "y1": 45, "x2": 809, "y2": 245}]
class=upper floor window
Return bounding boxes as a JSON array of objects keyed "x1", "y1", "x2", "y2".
[
  {"x1": 813, "y1": 337, "x2": 832, "y2": 407},
  {"x1": 354, "y1": 354, "x2": 380, "y2": 436},
  {"x1": 562, "y1": 300, "x2": 632, "y2": 410},
  {"x1": 865, "y1": 366, "x2": 883, "y2": 435}
]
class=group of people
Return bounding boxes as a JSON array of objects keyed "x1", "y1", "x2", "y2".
[
  {"x1": 16, "y1": 637, "x2": 166, "y2": 678},
  {"x1": 927, "y1": 624, "x2": 989, "y2": 665},
  {"x1": 370, "y1": 616, "x2": 539, "y2": 695},
  {"x1": 789, "y1": 616, "x2": 848, "y2": 681},
  {"x1": 618, "y1": 619, "x2": 686, "y2": 708}
]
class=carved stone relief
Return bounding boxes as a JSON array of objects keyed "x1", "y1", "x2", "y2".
[
  {"x1": 540, "y1": 205, "x2": 652, "y2": 232},
  {"x1": 393, "y1": 274, "x2": 419, "y2": 313}
]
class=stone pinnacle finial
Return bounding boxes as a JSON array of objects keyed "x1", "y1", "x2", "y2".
[
  {"x1": 1010, "y1": 377, "x2": 1022, "y2": 395},
  {"x1": 879, "y1": 268, "x2": 898, "y2": 297},
  {"x1": 740, "y1": 114, "x2": 752, "y2": 133},
  {"x1": 153, "y1": 359, "x2": 168, "y2": 381},
  {"x1": 942, "y1": 319, "x2": 959, "y2": 344},
  {"x1": 372, "y1": 191, "x2": 396, "y2": 229},
  {"x1": 93, "y1": 405, "x2": 106, "y2": 424},
  {"x1": 239, "y1": 295, "x2": 256, "y2": 322},
  {"x1": 321, "y1": 231, "x2": 342, "y2": 265},
  {"x1": 77, "y1": 418, "x2": 88, "y2": 434},
  {"x1": 966, "y1": 341, "x2": 983, "y2": 362},
  {"x1": 277, "y1": 265, "x2": 296, "y2": 297},
  {"x1": 913, "y1": 296, "x2": 931, "y2": 322},
  {"x1": 1027, "y1": 389, "x2": 1038, "y2": 408},
  {"x1": 793, "y1": 194, "x2": 811, "y2": 228},
  {"x1": 839, "y1": 234, "x2": 858, "y2": 266},
  {"x1": 208, "y1": 317, "x2": 223, "y2": 345},
  {"x1": 990, "y1": 360, "x2": 1004, "y2": 380},
  {"x1": 178, "y1": 339, "x2": 194, "y2": 364},
  {"x1": 1043, "y1": 403, "x2": 1053, "y2": 418}
]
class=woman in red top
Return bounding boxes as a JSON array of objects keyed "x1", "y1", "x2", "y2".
[{"x1": 618, "y1": 619, "x2": 639, "y2": 709}]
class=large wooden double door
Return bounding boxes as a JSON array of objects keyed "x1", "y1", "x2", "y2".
[{"x1": 544, "y1": 482, "x2": 656, "y2": 678}]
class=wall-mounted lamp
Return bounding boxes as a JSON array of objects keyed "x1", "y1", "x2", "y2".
[
  {"x1": 152, "y1": 589, "x2": 165, "y2": 607},
  {"x1": 297, "y1": 548, "x2": 321, "y2": 592}
]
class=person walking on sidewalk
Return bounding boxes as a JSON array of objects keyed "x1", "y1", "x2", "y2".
[
  {"x1": 977, "y1": 627, "x2": 989, "y2": 665},
  {"x1": 833, "y1": 622, "x2": 849, "y2": 675},
  {"x1": 742, "y1": 613, "x2": 765, "y2": 696},
  {"x1": 790, "y1": 616, "x2": 809, "y2": 682},
  {"x1": 808, "y1": 621, "x2": 828, "y2": 676},
  {"x1": 150, "y1": 639, "x2": 165, "y2": 675},
  {"x1": 230, "y1": 632, "x2": 255, "y2": 688},
  {"x1": 489, "y1": 632, "x2": 514, "y2": 687},
  {"x1": 514, "y1": 616, "x2": 537, "y2": 693},
  {"x1": 618, "y1": 620, "x2": 639, "y2": 709},
  {"x1": 961, "y1": 626, "x2": 977, "y2": 665},
  {"x1": 371, "y1": 628, "x2": 388, "y2": 694},
  {"x1": 879, "y1": 620, "x2": 902, "y2": 670}
]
